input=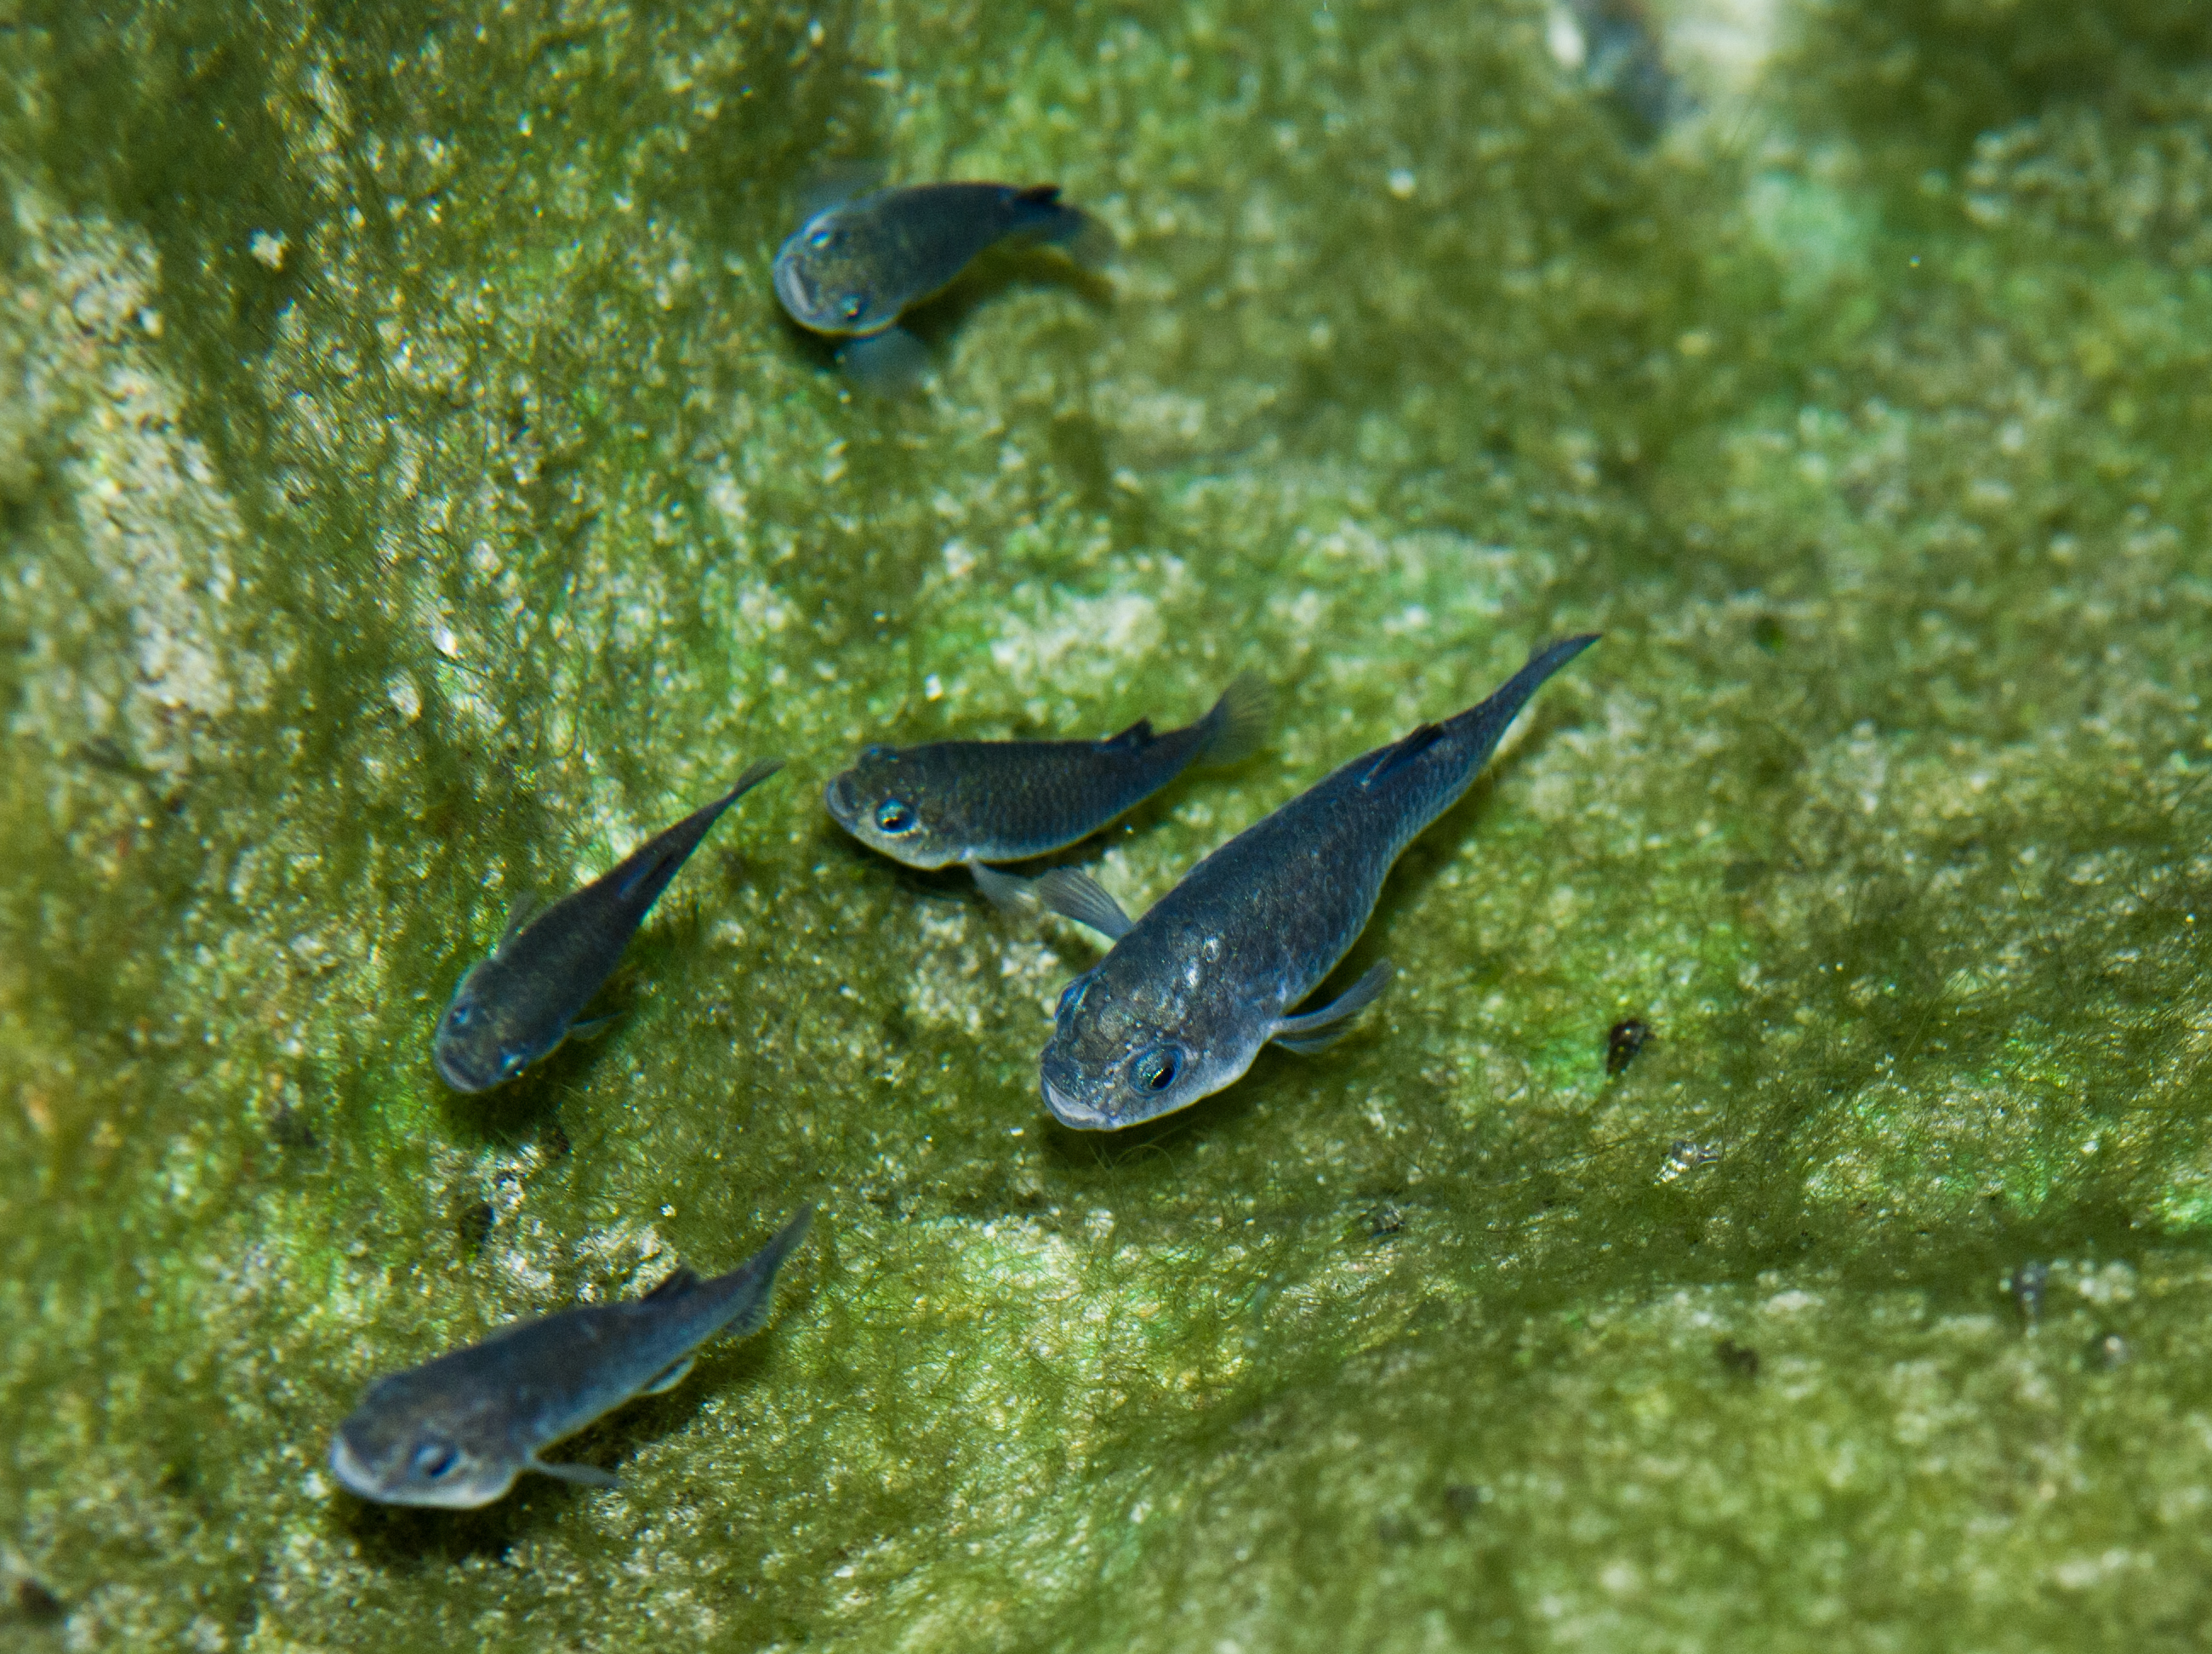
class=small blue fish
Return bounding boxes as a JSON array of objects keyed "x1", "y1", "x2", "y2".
[
  {"x1": 823, "y1": 676, "x2": 1267, "y2": 904},
  {"x1": 434, "y1": 761, "x2": 783, "y2": 1092},
  {"x1": 772, "y1": 181, "x2": 1112, "y2": 387},
  {"x1": 1034, "y1": 637, "x2": 1599, "y2": 1129},
  {"x1": 328, "y1": 1209, "x2": 812, "y2": 1509}
]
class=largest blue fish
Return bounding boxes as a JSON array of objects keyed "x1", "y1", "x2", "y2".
[{"x1": 1034, "y1": 636, "x2": 1599, "y2": 1129}]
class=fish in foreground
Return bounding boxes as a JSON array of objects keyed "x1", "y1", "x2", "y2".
[
  {"x1": 1035, "y1": 636, "x2": 1599, "y2": 1129},
  {"x1": 824, "y1": 676, "x2": 1268, "y2": 905},
  {"x1": 434, "y1": 760, "x2": 783, "y2": 1092},
  {"x1": 772, "y1": 180, "x2": 1113, "y2": 388},
  {"x1": 328, "y1": 1208, "x2": 812, "y2": 1508}
]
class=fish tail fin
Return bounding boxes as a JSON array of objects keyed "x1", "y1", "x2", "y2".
[
  {"x1": 1429, "y1": 634, "x2": 1600, "y2": 775},
  {"x1": 1195, "y1": 671, "x2": 1271, "y2": 767},
  {"x1": 611, "y1": 760, "x2": 784, "y2": 905},
  {"x1": 1009, "y1": 184, "x2": 1116, "y2": 270},
  {"x1": 700, "y1": 1207, "x2": 814, "y2": 1344}
]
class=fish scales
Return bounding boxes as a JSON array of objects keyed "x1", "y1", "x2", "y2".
[
  {"x1": 1037, "y1": 637, "x2": 1598, "y2": 1128},
  {"x1": 328, "y1": 1210, "x2": 812, "y2": 1508}
]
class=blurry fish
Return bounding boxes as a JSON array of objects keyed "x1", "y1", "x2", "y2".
[
  {"x1": 328, "y1": 1208, "x2": 812, "y2": 1509},
  {"x1": 772, "y1": 180, "x2": 1113, "y2": 387},
  {"x1": 824, "y1": 676, "x2": 1267, "y2": 905},
  {"x1": 434, "y1": 760, "x2": 783, "y2": 1092},
  {"x1": 1034, "y1": 636, "x2": 1598, "y2": 1129}
]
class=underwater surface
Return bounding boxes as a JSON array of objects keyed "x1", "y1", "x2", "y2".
[{"x1": 6, "y1": 0, "x2": 2212, "y2": 1646}]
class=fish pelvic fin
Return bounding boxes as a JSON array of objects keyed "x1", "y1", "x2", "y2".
[
  {"x1": 642, "y1": 1265, "x2": 703, "y2": 1303},
  {"x1": 970, "y1": 862, "x2": 1038, "y2": 913},
  {"x1": 1196, "y1": 671, "x2": 1271, "y2": 767},
  {"x1": 1272, "y1": 960, "x2": 1395, "y2": 1053},
  {"x1": 530, "y1": 1455, "x2": 619, "y2": 1490},
  {"x1": 1032, "y1": 868, "x2": 1136, "y2": 941},
  {"x1": 837, "y1": 326, "x2": 932, "y2": 394}
]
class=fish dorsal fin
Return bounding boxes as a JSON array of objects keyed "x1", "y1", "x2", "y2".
[
  {"x1": 1361, "y1": 721, "x2": 1446, "y2": 786},
  {"x1": 1102, "y1": 717, "x2": 1154, "y2": 751},
  {"x1": 642, "y1": 1265, "x2": 701, "y2": 1303},
  {"x1": 1013, "y1": 183, "x2": 1064, "y2": 208},
  {"x1": 497, "y1": 892, "x2": 542, "y2": 950}
]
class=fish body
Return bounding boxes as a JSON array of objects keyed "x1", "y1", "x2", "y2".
[
  {"x1": 434, "y1": 760, "x2": 783, "y2": 1092},
  {"x1": 772, "y1": 182, "x2": 1111, "y2": 385},
  {"x1": 1035, "y1": 637, "x2": 1599, "y2": 1129},
  {"x1": 824, "y1": 676, "x2": 1266, "y2": 894},
  {"x1": 328, "y1": 1209, "x2": 812, "y2": 1509}
]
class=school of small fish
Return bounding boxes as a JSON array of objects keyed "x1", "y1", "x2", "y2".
[{"x1": 329, "y1": 84, "x2": 1626, "y2": 1510}]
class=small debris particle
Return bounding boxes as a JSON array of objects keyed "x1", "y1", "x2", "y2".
[
  {"x1": 248, "y1": 230, "x2": 287, "y2": 271},
  {"x1": 1605, "y1": 1018, "x2": 1652, "y2": 1075},
  {"x1": 269, "y1": 1106, "x2": 318, "y2": 1151},
  {"x1": 1365, "y1": 1201, "x2": 1405, "y2": 1240},
  {"x1": 2005, "y1": 1260, "x2": 2049, "y2": 1327},
  {"x1": 1715, "y1": 1337, "x2": 1761, "y2": 1378},
  {"x1": 2088, "y1": 1331, "x2": 2132, "y2": 1370},
  {"x1": 1656, "y1": 1138, "x2": 1721, "y2": 1184},
  {"x1": 14, "y1": 1579, "x2": 65, "y2": 1622},
  {"x1": 457, "y1": 1200, "x2": 495, "y2": 1255},
  {"x1": 1442, "y1": 1484, "x2": 1486, "y2": 1516},
  {"x1": 542, "y1": 1120, "x2": 572, "y2": 1159},
  {"x1": 1386, "y1": 168, "x2": 1417, "y2": 199}
]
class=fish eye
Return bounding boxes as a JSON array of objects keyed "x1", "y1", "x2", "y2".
[
  {"x1": 837, "y1": 293, "x2": 866, "y2": 321},
  {"x1": 807, "y1": 226, "x2": 835, "y2": 250},
  {"x1": 1128, "y1": 1046, "x2": 1181, "y2": 1093},
  {"x1": 411, "y1": 1440, "x2": 459, "y2": 1480},
  {"x1": 875, "y1": 800, "x2": 918, "y2": 836}
]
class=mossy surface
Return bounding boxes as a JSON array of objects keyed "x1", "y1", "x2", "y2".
[{"x1": 4, "y1": 0, "x2": 2212, "y2": 1647}]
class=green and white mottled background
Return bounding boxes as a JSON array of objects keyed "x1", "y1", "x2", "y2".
[{"x1": 6, "y1": 0, "x2": 2212, "y2": 1646}]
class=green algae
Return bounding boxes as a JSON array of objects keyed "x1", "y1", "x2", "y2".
[{"x1": 6, "y1": 0, "x2": 2212, "y2": 1647}]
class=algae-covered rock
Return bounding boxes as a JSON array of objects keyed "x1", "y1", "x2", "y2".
[{"x1": 4, "y1": 0, "x2": 2212, "y2": 1647}]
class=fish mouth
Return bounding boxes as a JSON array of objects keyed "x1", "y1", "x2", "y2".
[
  {"x1": 1041, "y1": 1071, "x2": 1115, "y2": 1131},
  {"x1": 771, "y1": 246, "x2": 822, "y2": 328},
  {"x1": 328, "y1": 1431, "x2": 385, "y2": 1501},
  {"x1": 432, "y1": 1039, "x2": 496, "y2": 1095}
]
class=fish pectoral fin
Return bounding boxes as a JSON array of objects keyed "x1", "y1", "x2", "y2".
[
  {"x1": 837, "y1": 327, "x2": 932, "y2": 394},
  {"x1": 497, "y1": 892, "x2": 543, "y2": 950},
  {"x1": 567, "y1": 1012, "x2": 620, "y2": 1041},
  {"x1": 639, "y1": 1354, "x2": 697, "y2": 1395},
  {"x1": 529, "y1": 1456, "x2": 619, "y2": 1490},
  {"x1": 1031, "y1": 868, "x2": 1135, "y2": 941},
  {"x1": 969, "y1": 863, "x2": 1037, "y2": 913},
  {"x1": 1271, "y1": 960, "x2": 1395, "y2": 1053}
]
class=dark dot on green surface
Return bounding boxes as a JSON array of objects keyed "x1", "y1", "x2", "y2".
[
  {"x1": 1749, "y1": 613, "x2": 1786, "y2": 653},
  {"x1": 1605, "y1": 1018, "x2": 1652, "y2": 1075},
  {"x1": 1442, "y1": 1485, "x2": 1485, "y2": 1517},
  {"x1": 1715, "y1": 1337, "x2": 1761, "y2": 1379},
  {"x1": 14, "y1": 1580, "x2": 65, "y2": 1623},
  {"x1": 268, "y1": 1107, "x2": 317, "y2": 1151},
  {"x1": 457, "y1": 1201, "x2": 495, "y2": 1255}
]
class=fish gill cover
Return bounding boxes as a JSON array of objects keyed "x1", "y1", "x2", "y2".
[{"x1": 3, "y1": 0, "x2": 2212, "y2": 1648}]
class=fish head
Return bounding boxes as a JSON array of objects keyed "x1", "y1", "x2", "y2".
[
  {"x1": 772, "y1": 208, "x2": 898, "y2": 337},
  {"x1": 433, "y1": 967, "x2": 540, "y2": 1092},
  {"x1": 822, "y1": 746, "x2": 962, "y2": 869},
  {"x1": 328, "y1": 1377, "x2": 520, "y2": 1509},
  {"x1": 1038, "y1": 967, "x2": 1251, "y2": 1130}
]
